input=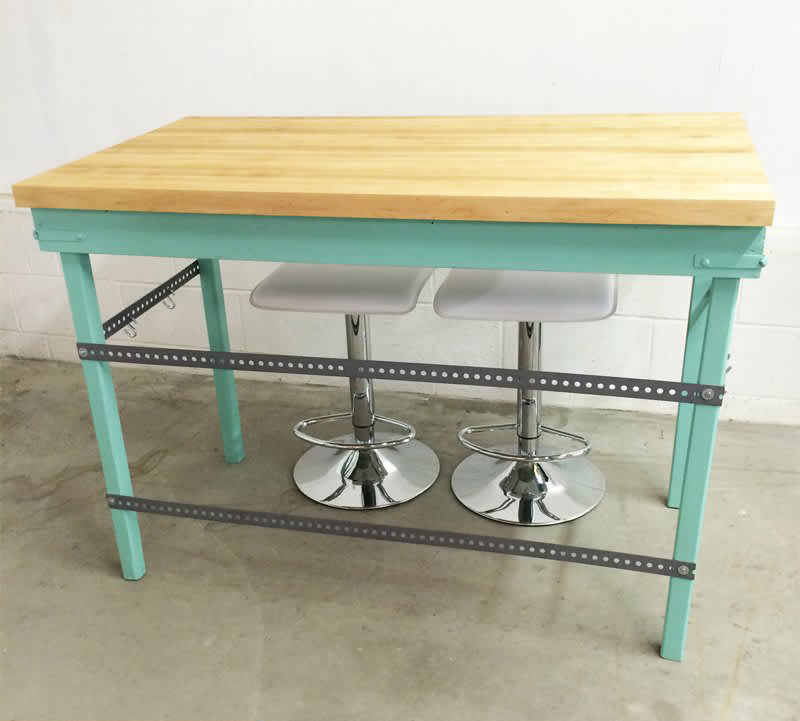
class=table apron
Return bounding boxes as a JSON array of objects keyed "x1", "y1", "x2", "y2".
[{"x1": 33, "y1": 210, "x2": 767, "y2": 278}]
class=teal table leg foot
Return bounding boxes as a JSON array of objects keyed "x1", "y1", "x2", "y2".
[
  {"x1": 661, "y1": 277, "x2": 739, "y2": 660},
  {"x1": 111, "y1": 509, "x2": 147, "y2": 580},
  {"x1": 61, "y1": 252, "x2": 146, "y2": 580},
  {"x1": 661, "y1": 578, "x2": 692, "y2": 660},
  {"x1": 667, "y1": 276, "x2": 712, "y2": 509},
  {"x1": 199, "y1": 259, "x2": 245, "y2": 463}
]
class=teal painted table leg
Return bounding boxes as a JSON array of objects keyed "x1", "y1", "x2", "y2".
[
  {"x1": 661, "y1": 277, "x2": 739, "y2": 661},
  {"x1": 60, "y1": 253, "x2": 146, "y2": 580},
  {"x1": 667, "y1": 277, "x2": 712, "y2": 509},
  {"x1": 198, "y1": 259, "x2": 245, "y2": 463}
]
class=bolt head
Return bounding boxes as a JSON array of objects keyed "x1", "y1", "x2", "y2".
[
  {"x1": 700, "y1": 257, "x2": 712, "y2": 268},
  {"x1": 78, "y1": 347, "x2": 88, "y2": 358},
  {"x1": 677, "y1": 564, "x2": 690, "y2": 576},
  {"x1": 701, "y1": 388, "x2": 715, "y2": 401}
]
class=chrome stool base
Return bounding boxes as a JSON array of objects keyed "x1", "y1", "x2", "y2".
[
  {"x1": 450, "y1": 321, "x2": 605, "y2": 526},
  {"x1": 293, "y1": 432, "x2": 440, "y2": 509},
  {"x1": 451, "y1": 440, "x2": 605, "y2": 526}
]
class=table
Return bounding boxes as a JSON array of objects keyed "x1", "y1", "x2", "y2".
[{"x1": 12, "y1": 114, "x2": 774, "y2": 661}]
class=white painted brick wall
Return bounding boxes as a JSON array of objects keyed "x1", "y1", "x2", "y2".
[{"x1": 2, "y1": 200, "x2": 798, "y2": 424}]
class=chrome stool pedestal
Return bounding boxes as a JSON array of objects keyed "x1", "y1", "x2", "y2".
[
  {"x1": 451, "y1": 322, "x2": 605, "y2": 525},
  {"x1": 292, "y1": 314, "x2": 439, "y2": 509}
]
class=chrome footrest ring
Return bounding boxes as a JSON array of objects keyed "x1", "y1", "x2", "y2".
[
  {"x1": 457, "y1": 422, "x2": 591, "y2": 463},
  {"x1": 292, "y1": 412, "x2": 416, "y2": 451}
]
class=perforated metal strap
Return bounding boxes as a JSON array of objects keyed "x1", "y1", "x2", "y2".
[
  {"x1": 79, "y1": 343, "x2": 723, "y2": 406},
  {"x1": 107, "y1": 494, "x2": 695, "y2": 579},
  {"x1": 103, "y1": 261, "x2": 200, "y2": 338}
]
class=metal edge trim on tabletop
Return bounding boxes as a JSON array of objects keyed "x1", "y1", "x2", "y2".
[
  {"x1": 102, "y1": 260, "x2": 200, "y2": 338},
  {"x1": 78, "y1": 342, "x2": 724, "y2": 405},
  {"x1": 107, "y1": 494, "x2": 695, "y2": 579}
]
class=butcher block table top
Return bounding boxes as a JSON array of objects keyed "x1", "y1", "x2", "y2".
[{"x1": 13, "y1": 113, "x2": 774, "y2": 226}]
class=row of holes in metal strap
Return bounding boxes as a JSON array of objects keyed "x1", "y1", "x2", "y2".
[
  {"x1": 109, "y1": 496, "x2": 679, "y2": 575},
  {"x1": 103, "y1": 264, "x2": 199, "y2": 336},
  {"x1": 88, "y1": 347, "x2": 348, "y2": 372},
  {"x1": 84, "y1": 345, "x2": 706, "y2": 401}
]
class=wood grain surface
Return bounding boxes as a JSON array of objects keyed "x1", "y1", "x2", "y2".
[{"x1": 13, "y1": 114, "x2": 774, "y2": 226}]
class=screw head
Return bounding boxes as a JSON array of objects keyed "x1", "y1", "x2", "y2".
[
  {"x1": 701, "y1": 388, "x2": 715, "y2": 401},
  {"x1": 78, "y1": 347, "x2": 88, "y2": 358},
  {"x1": 677, "y1": 564, "x2": 690, "y2": 576},
  {"x1": 700, "y1": 257, "x2": 712, "y2": 268}
]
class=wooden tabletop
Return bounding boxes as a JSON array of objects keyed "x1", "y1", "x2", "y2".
[{"x1": 13, "y1": 114, "x2": 774, "y2": 226}]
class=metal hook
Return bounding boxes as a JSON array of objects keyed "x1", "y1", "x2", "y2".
[
  {"x1": 162, "y1": 292, "x2": 176, "y2": 310},
  {"x1": 124, "y1": 320, "x2": 138, "y2": 338}
]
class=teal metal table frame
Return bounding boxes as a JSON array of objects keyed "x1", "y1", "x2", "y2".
[{"x1": 31, "y1": 208, "x2": 767, "y2": 661}]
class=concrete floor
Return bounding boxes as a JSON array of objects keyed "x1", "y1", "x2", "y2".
[{"x1": 1, "y1": 358, "x2": 798, "y2": 721}]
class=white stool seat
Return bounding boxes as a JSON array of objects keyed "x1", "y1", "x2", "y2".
[
  {"x1": 434, "y1": 270, "x2": 617, "y2": 322},
  {"x1": 250, "y1": 263, "x2": 432, "y2": 315}
]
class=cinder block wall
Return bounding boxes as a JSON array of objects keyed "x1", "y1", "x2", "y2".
[{"x1": 2, "y1": 199, "x2": 797, "y2": 424}]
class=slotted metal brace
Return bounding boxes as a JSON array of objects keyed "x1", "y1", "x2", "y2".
[
  {"x1": 103, "y1": 260, "x2": 199, "y2": 339},
  {"x1": 107, "y1": 494, "x2": 695, "y2": 579},
  {"x1": 78, "y1": 342, "x2": 723, "y2": 406}
]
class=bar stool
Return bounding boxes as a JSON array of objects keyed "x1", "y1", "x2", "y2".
[
  {"x1": 250, "y1": 263, "x2": 440, "y2": 509},
  {"x1": 434, "y1": 270, "x2": 617, "y2": 525}
]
